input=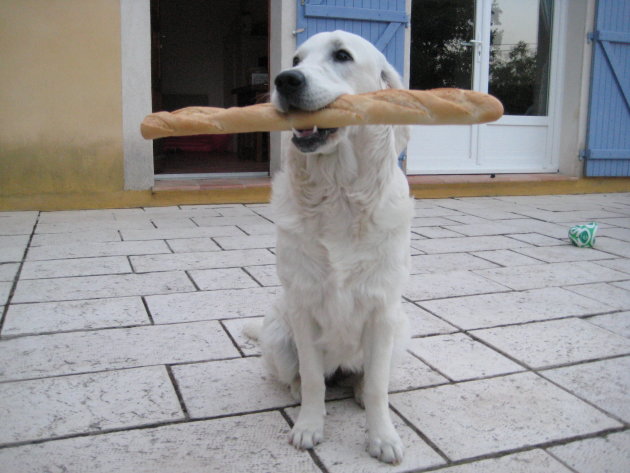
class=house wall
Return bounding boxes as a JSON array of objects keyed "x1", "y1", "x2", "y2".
[
  {"x1": 557, "y1": 0, "x2": 595, "y2": 177},
  {"x1": 0, "y1": 0, "x2": 624, "y2": 211},
  {"x1": 0, "y1": 0, "x2": 124, "y2": 199},
  {"x1": 269, "y1": 0, "x2": 297, "y2": 175}
]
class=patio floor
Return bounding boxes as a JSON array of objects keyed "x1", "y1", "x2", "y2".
[{"x1": 0, "y1": 193, "x2": 629, "y2": 472}]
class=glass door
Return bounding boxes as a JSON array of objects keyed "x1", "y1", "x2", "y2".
[{"x1": 407, "y1": 0, "x2": 559, "y2": 174}]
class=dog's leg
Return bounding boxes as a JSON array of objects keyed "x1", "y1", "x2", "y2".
[
  {"x1": 362, "y1": 312, "x2": 404, "y2": 464},
  {"x1": 261, "y1": 300, "x2": 300, "y2": 398},
  {"x1": 290, "y1": 316, "x2": 326, "y2": 450}
]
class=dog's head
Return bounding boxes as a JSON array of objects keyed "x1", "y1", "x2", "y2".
[{"x1": 272, "y1": 30, "x2": 403, "y2": 154}]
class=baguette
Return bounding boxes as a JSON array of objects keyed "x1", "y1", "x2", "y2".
[{"x1": 140, "y1": 88, "x2": 503, "y2": 140}]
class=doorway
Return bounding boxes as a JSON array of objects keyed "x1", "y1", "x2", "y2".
[
  {"x1": 406, "y1": 0, "x2": 561, "y2": 174},
  {"x1": 150, "y1": 0, "x2": 270, "y2": 178}
]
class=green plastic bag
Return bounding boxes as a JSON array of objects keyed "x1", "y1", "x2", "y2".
[{"x1": 568, "y1": 222, "x2": 598, "y2": 248}]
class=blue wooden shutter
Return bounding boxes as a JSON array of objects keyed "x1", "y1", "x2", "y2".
[
  {"x1": 295, "y1": 0, "x2": 408, "y2": 77},
  {"x1": 584, "y1": 0, "x2": 630, "y2": 176}
]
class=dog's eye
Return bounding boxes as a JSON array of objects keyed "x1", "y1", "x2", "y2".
[
  {"x1": 333, "y1": 49, "x2": 353, "y2": 62},
  {"x1": 292, "y1": 56, "x2": 300, "y2": 67}
]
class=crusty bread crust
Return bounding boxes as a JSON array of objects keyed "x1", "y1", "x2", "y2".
[{"x1": 140, "y1": 88, "x2": 503, "y2": 140}]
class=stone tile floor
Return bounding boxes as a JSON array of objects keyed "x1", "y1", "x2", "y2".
[{"x1": 0, "y1": 193, "x2": 629, "y2": 472}]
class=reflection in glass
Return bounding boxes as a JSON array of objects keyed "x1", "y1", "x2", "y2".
[
  {"x1": 489, "y1": 0, "x2": 553, "y2": 115},
  {"x1": 410, "y1": 0, "x2": 476, "y2": 90}
]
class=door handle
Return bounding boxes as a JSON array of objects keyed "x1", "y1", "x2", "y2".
[{"x1": 461, "y1": 39, "x2": 482, "y2": 47}]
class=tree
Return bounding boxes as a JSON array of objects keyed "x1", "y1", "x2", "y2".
[
  {"x1": 410, "y1": 0, "x2": 475, "y2": 90},
  {"x1": 489, "y1": 41, "x2": 538, "y2": 115}
]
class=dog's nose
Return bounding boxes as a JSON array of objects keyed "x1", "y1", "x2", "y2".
[{"x1": 275, "y1": 70, "x2": 305, "y2": 96}]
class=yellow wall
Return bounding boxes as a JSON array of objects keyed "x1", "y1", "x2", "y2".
[{"x1": 0, "y1": 0, "x2": 123, "y2": 198}]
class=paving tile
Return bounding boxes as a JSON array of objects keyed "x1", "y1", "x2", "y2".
[
  {"x1": 594, "y1": 257, "x2": 630, "y2": 274},
  {"x1": 442, "y1": 219, "x2": 546, "y2": 237},
  {"x1": 411, "y1": 226, "x2": 464, "y2": 238},
  {"x1": 0, "y1": 212, "x2": 38, "y2": 235},
  {"x1": 146, "y1": 287, "x2": 279, "y2": 323},
  {"x1": 513, "y1": 245, "x2": 613, "y2": 263},
  {"x1": 474, "y1": 261, "x2": 629, "y2": 290},
  {"x1": 130, "y1": 248, "x2": 275, "y2": 272},
  {"x1": 37, "y1": 209, "x2": 143, "y2": 223},
  {"x1": 414, "y1": 206, "x2": 463, "y2": 217},
  {"x1": 26, "y1": 240, "x2": 170, "y2": 261},
  {"x1": 286, "y1": 399, "x2": 445, "y2": 473},
  {"x1": 0, "y1": 320, "x2": 237, "y2": 382},
  {"x1": 30, "y1": 229, "x2": 122, "y2": 246},
  {"x1": 512, "y1": 209, "x2": 626, "y2": 223},
  {"x1": 150, "y1": 217, "x2": 197, "y2": 229},
  {"x1": 601, "y1": 226, "x2": 630, "y2": 241},
  {"x1": 0, "y1": 281, "x2": 11, "y2": 305},
  {"x1": 0, "y1": 411, "x2": 318, "y2": 473},
  {"x1": 2, "y1": 297, "x2": 150, "y2": 336},
  {"x1": 444, "y1": 214, "x2": 491, "y2": 225},
  {"x1": 547, "y1": 430, "x2": 630, "y2": 473},
  {"x1": 613, "y1": 279, "x2": 630, "y2": 291},
  {"x1": 595, "y1": 236, "x2": 630, "y2": 258},
  {"x1": 235, "y1": 222, "x2": 276, "y2": 236},
  {"x1": 141, "y1": 205, "x2": 198, "y2": 215},
  {"x1": 405, "y1": 302, "x2": 459, "y2": 337},
  {"x1": 166, "y1": 238, "x2": 222, "y2": 253},
  {"x1": 404, "y1": 271, "x2": 509, "y2": 301},
  {"x1": 599, "y1": 217, "x2": 630, "y2": 229},
  {"x1": 212, "y1": 205, "x2": 261, "y2": 217},
  {"x1": 567, "y1": 283, "x2": 630, "y2": 310},
  {"x1": 412, "y1": 217, "x2": 460, "y2": 227},
  {"x1": 192, "y1": 215, "x2": 271, "y2": 227},
  {"x1": 0, "y1": 262, "x2": 19, "y2": 281},
  {"x1": 408, "y1": 333, "x2": 523, "y2": 381},
  {"x1": 499, "y1": 194, "x2": 602, "y2": 212},
  {"x1": 472, "y1": 318, "x2": 630, "y2": 369},
  {"x1": 20, "y1": 256, "x2": 132, "y2": 279},
  {"x1": 35, "y1": 219, "x2": 155, "y2": 234},
  {"x1": 0, "y1": 235, "x2": 28, "y2": 262},
  {"x1": 12, "y1": 271, "x2": 195, "y2": 303},
  {"x1": 411, "y1": 235, "x2": 530, "y2": 254},
  {"x1": 410, "y1": 253, "x2": 499, "y2": 274},
  {"x1": 414, "y1": 199, "x2": 442, "y2": 209},
  {"x1": 421, "y1": 287, "x2": 611, "y2": 330},
  {"x1": 435, "y1": 450, "x2": 573, "y2": 473},
  {"x1": 120, "y1": 225, "x2": 243, "y2": 241},
  {"x1": 213, "y1": 234, "x2": 276, "y2": 250},
  {"x1": 471, "y1": 249, "x2": 543, "y2": 267},
  {"x1": 221, "y1": 317, "x2": 262, "y2": 356},
  {"x1": 0, "y1": 366, "x2": 183, "y2": 445},
  {"x1": 506, "y1": 221, "x2": 576, "y2": 241},
  {"x1": 433, "y1": 201, "x2": 521, "y2": 220},
  {"x1": 586, "y1": 311, "x2": 630, "y2": 338},
  {"x1": 542, "y1": 357, "x2": 630, "y2": 422},
  {"x1": 390, "y1": 372, "x2": 621, "y2": 461},
  {"x1": 172, "y1": 357, "x2": 295, "y2": 418},
  {"x1": 391, "y1": 351, "x2": 448, "y2": 391},
  {"x1": 244, "y1": 264, "x2": 280, "y2": 286},
  {"x1": 188, "y1": 268, "x2": 259, "y2": 291},
  {"x1": 505, "y1": 232, "x2": 567, "y2": 246}
]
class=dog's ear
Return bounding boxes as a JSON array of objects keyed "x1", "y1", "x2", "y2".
[{"x1": 380, "y1": 61, "x2": 404, "y2": 90}]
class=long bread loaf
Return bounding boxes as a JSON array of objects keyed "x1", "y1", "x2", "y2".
[{"x1": 140, "y1": 88, "x2": 503, "y2": 140}]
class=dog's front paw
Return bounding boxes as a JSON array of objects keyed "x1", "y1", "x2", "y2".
[
  {"x1": 368, "y1": 428, "x2": 404, "y2": 465},
  {"x1": 289, "y1": 419, "x2": 324, "y2": 450}
]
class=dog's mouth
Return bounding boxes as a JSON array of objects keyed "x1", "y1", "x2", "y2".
[{"x1": 292, "y1": 126, "x2": 339, "y2": 153}]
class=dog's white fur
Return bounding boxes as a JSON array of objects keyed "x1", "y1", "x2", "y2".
[{"x1": 262, "y1": 31, "x2": 413, "y2": 464}]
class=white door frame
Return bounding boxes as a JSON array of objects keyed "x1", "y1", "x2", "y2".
[
  {"x1": 120, "y1": 0, "x2": 288, "y2": 190},
  {"x1": 406, "y1": 0, "x2": 567, "y2": 175},
  {"x1": 120, "y1": 0, "x2": 153, "y2": 190}
]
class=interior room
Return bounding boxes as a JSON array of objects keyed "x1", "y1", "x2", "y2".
[{"x1": 151, "y1": 0, "x2": 270, "y2": 177}]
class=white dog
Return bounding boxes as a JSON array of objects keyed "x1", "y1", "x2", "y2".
[{"x1": 261, "y1": 30, "x2": 413, "y2": 465}]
